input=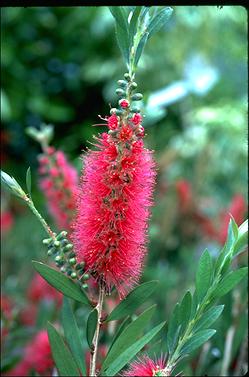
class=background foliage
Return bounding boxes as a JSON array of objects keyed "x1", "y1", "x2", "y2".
[{"x1": 1, "y1": 6, "x2": 248, "y2": 376}]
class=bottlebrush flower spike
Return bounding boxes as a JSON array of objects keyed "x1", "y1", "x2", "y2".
[
  {"x1": 73, "y1": 75, "x2": 156, "y2": 297},
  {"x1": 123, "y1": 355, "x2": 169, "y2": 376},
  {"x1": 38, "y1": 147, "x2": 79, "y2": 231}
]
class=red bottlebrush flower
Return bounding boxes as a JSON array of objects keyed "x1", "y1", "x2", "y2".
[
  {"x1": 26, "y1": 272, "x2": 62, "y2": 307},
  {"x1": 131, "y1": 113, "x2": 142, "y2": 126},
  {"x1": 218, "y1": 194, "x2": 247, "y2": 244},
  {"x1": 38, "y1": 148, "x2": 79, "y2": 230},
  {"x1": 6, "y1": 331, "x2": 54, "y2": 377},
  {"x1": 123, "y1": 355, "x2": 168, "y2": 376},
  {"x1": 108, "y1": 114, "x2": 119, "y2": 130},
  {"x1": 119, "y1": 99, "x2": 130, "y2": 108},
  {"x1": 73, "y1": 116, "x2": 156, "y2": 297},
  {"x1": 119, "y1": 125, "x2": 133, "y2": 142}
]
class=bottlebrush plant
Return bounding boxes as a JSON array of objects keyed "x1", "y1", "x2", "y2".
[{"x1": 1, "y1": 6, "x2": 248, "y2": 377}]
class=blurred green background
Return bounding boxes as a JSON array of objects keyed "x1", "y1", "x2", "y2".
[{"x1": 1, "y1": 6, "x2": 248, "y2": 376}]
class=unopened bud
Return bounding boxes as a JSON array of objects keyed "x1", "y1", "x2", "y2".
[
  {"x1": 130, "y1": 82, "x2": 137, "y2": 90},
  {"x1": 124, "y1": 73, "x2": 131, "y2": 81},
  {"x1": 116, "y1": 88, "x2": 125, "y2": 96},
  {"x1": 117, "y1": 80, "x2": 127, "y2": 88},
  {"x1": 131, "y1": 107, "x2": 141, "y2": 113},
  {"x1": 69, "y1": 258, "x2": 76, "y2": 265},
  {"x1": 60, "y1": 266, "x2": 67, "y2": 273},
  {"x1": 82, "y1": 283, "x2": 88, "y2": 289},
  {"x1": 54, "y1": 240, "x2": 60, "y2": 247},
  {"x1": 57, "y1": 231, "x2": 68, "y2": 240},
  {"x1": 64, "y1": 244, "x2": 73, "y2": 251},
  {"x1": 71, "y1": 272, "x2": 77, "y2": 279},
  {"x1": 110, "y1": 108, "x2": 117, "y2": 115},
  {"x1": 131, "y1": 93, "x2": 143, "y2": 101},
  {"x1": 43, "y1": 238, "x2": 52, "y2": 245}
]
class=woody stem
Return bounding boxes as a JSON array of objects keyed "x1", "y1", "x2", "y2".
[{"x1": 89, "y1": 283, "x2": 105, "y2": 377}]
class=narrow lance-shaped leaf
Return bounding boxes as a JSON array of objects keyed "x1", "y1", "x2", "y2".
[
  {"x1": 134, "y1": 31, "x2": 149, "y2": 67},
  {"x1": 193, "y1": 305, "x2": 224, "y2": 333},
  {"x1": 106, "y1": 280, "x2": 158, "y2": 322},
  {"x1": 102, "y1": 305, "x2": 156, "y2": 371},
  {"x1": 147, "y1": 7, "x2": 173, "y2": 38},
  {"x1": 61, "y1": 297, "x2": 87, "y2": 376},
  {"x1": 108, "y1": 316, "x2": 131, "y2": 352},
  {"x1": 233, "y1": 219, "x2": 248, "y2": 257},
  {"x1": 213, "y1": 267, "x2": 248, "y2": 298},
  {"x1": 167, "y1": 303, "x2": 180, "y2": 356},
  {"x1": 103, "y1": 321, "x2": 166, "y2": 376},
  {"x1": 115, "y1": 23, "x2": 130, "y2": 66},
  {"x1": 179, "y1": 329, "x2": 216, "y2": 356},
  {"x1": 86, "y1": 309, "x2": 98, "y2": 348},
  {"x1": 178, "y1": 291, "x2": 192, "y2": 335},
  {"x1": 26, "y1": 167, "x2": 32, "y2": 198},
  {"x1": 196, "y1": 249, "x2": 212, "y2": 302},
  {"x1": 109, "y1": 6, "x2": 129, "y2": 31},
  {"x1": 32, "y1": 261, "x2": 90, "y2": 306},
  {"x1": 129, "y1": 6, "x2": 142, "y2": 47},
  {"x1": 47, "y1": 322, "x2": 80, "y2": 377}
]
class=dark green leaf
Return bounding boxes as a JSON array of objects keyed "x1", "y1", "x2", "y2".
[
  {"x1": 109, "y1": 6, "x2": 128, "y2": 31},
  {"x1": 32, "y1": 261, "x2": 90, "y2": 306},
  {"x1": 193, "y1": 305, "x2": 224, "y2": 333},
  {"x1": 147, "y1": 7, "x2": 173, "y2": 38},
  {"x1": 129, "y1": 7, "x2": 142, "y2": 47},
  {"x1": 179, "y1": 291, "x2": 192, "y2": 335},
  {"x1": 167, "y1": 303, "x2": 180, "y2": 355},
  {"x1": 47, "y1": 322, "x2": 80, "y2": 376},
  {"x1": 103, "y1": 321, "x2": 166, "y2": 376},
  {"x1": 106, "y1": 281, "x2": 158, "y2": 322},
  {"x1": 108, "y1": 316, "x2": 131, "y2": 352},
  {"x1": 134, "y1": 31, "x2": 149, "y2": 67},
  {"x1": 102, "y1": 305, "x2": 156, "y2": 371},
  {"x1": 86, "y1": 309, "x2": 98, "y2": 347},
  {"x1": 26, "y1": 167, "x2": 32, "y2": 198},
  {"x1": 62, "y1": 298, "x2": 86, "y2": 376},
  {"x1": 115, "y1": 24, "x2": 130, "y2": 65},
  {"x1": 233, "y1": 220, "x2": 248, "y2": 256},
  {"x1": 196, "y1": 249, "x2": 212, "y2": 302},
  {"x1": 213, "y1": 268, "x2": 248, "y2": 298},
  {"x1": 180, "y1": 329, "x2": 216, "y2": 356}
]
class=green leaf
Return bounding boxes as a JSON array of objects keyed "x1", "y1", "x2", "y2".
[
  {"x1": 179, "y1": 291, "x2": 192, "y2": 335},
  {"x1": 213, "y1": 267, "x2": 248, "y2": 298},
  {"x1": 103, "y1": 321, "x2": 166, "y2": 376},
  {"x1": 26, "y1": 167, "x2": 32, "y2": 198},
  {"x1": 233, "y1": 220, "x2": 248, "y2": 256},
  {"x1": 134, "y1": 31, "x2": 149, "y2": 67},
  {"x1": 196, "y1": 249, "x2": 212, "y2": 302},
  {"x1": 147, "y1": 7, "x2": 173, "y2": 38},
  {"x1": 108, "y1": 316, "x2": 131, "y2": 352},
  {"x1": 109, "y1": 6, "x2": 128, "y2": 31},
  {"x1": 62, "y1": 298, "x2": 86, "y2": 376},
  {"x1": 193, "y1": 305, "x2": 224, "y2": 333},
  {"x1": 47, "y1": 322, "x2": 80, "y2": 376},
  {"x1": 106, "y1": 281, "x2": 158, "y2": 322},
  {"x1": 167, "y1": 303, "x2": 180, "y2": 355},
  {"x1": 129, "y1": 6, "x2": 142, "y2": 47},
  {"x1": 32, "y1": 261, "x2": 90, "y2": 306},
  {"x1": 180, "y1": 329, "x2": 216, "y2": 356},
  {"x1": 102, "y1": 305, "x2": 156, "y2": 371},
  {"x1": 115, "y1": 23, "x2": 130, "y2": 65},
  {"x1": 1, "y1": 170, "x2": 24, "y2": 199},
  {"x1": 226, "y1": 217, "x2": 238, "y2": 250},
  {"x1": 86, "y1": 309, "x2": 98, "y2": 348}
]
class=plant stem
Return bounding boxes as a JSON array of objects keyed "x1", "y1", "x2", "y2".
[
  {"x1": 23, "y1": 194, "x2": 55, "y2": 239},
  {"x1": 90, "y1": 283, "x2": 105, "y2": 377}
]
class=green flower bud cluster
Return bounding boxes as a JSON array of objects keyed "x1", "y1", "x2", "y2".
[
  {"x1": 114, "y1": 73, "x2": 143, "y2": 115},
  {"x1": 43, "y1": 230, "x2": 89, "y2": 290}
]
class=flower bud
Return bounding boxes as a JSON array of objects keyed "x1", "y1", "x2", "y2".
[
  {"x1": 130, "y1": 82, "x2": 137, "y2": 90},
  {"x1": 60, "y1": 266, "x2": 67, "y2": 273},
  {"x1": 124, "y1": 73, "x2": 131, "y2": 81},
  {"x1": 71, "y1": 272, "x2": 77, "y2": 279},
  {"x1": 131, "y1": 93, "x2": 143, "y2": 101},
  {"x1": 69, "y1": 257, "x2": 76, "y2": 265},
  {"x1": 57, "y1": 231, "x2": 68, "y2": 240},
  {"x1": 81, "y1": 283, "x2": 88, "y2": 289},
  {"x1": 119, "y1": 99, "x2": 130, "y2": 108},
  {"x1": 43, "y1": 238, "x2": 52, "y2": 245},
  {"x1": 64, "y1": 243, "x2": 73, "y2": 251},
  {"x1": 55, "y1": 255, "x2": 62, "y2": 262},
  {"x1": 110, "y1": 108, "x2": 117, "y2": 115},
  {"x1": 117, "y1": 80, "x2": 127, "y2": 88},
  {"x1": 116, "y1": 88, "x2": 125, "y2": 96},
  {"x1": 131, "y1": 107, "x2": 141, "y2": 113},
  {"x1": 54, "y1": 240, "x2": 60, "y2": 248}
]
